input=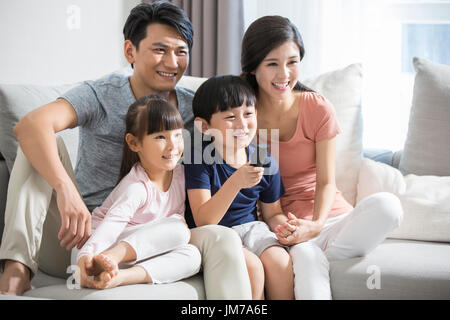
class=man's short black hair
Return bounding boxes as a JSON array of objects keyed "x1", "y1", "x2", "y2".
[
  {"x1": 123, "y1": 1, "x2": 194, "y2": 51},
  {"x1": 193, "y1": 75, "x2": 257, "y2": 123}
]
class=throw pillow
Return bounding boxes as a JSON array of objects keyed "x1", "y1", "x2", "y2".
[
  {"x1": 399, "y1": 57, "x2": 450, "y2": 176},
  {"x1": 0, "y1": 83, "x2": 79, "y2": 173},
  {"x1": 304, "y1": 63, "x2": 363, "y2": 206},
  {"x1": 358, "y1": 158, "x2": 450, "y2": 242}
]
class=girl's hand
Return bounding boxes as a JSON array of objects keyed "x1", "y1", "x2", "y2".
[
  {"x1": 276, "y1": 212, "x2": 323, "y2": 245},
  {"x1": 231, "y1": 162, "x2": 264, "y2": 189}
]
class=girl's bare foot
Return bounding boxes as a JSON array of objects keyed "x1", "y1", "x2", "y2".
[
  {"x1": 93, "y1": 270, "x2": 122, "y2": 289},
  {"x1": 0, "y1": 260, "x2": 32, "y2": 296},
  {"x1": 93, "y1": 253, "x2": 119, "y2": 280},
  {"x1": 92, "y1": 266, "x2": 152, "y2": 290}
]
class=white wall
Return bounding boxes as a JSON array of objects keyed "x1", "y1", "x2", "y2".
[{"x1": 0, "y1": 0, "x2": 140, "y2": 85}]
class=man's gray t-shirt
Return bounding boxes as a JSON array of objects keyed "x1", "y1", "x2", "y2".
[{"x1": 60, "y1": 73, "x2": 194, "y2": 211}]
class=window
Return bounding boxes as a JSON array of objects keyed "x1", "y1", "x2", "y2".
[
  {"x1": 243, "y1": 0, "x2": 450, "y2": 151},
  {"x1": 401, "y1": 23, "x2": 450, "y2": 73}
]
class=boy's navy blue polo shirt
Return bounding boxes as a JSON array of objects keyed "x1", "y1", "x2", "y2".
[{"x1": 184, "y1": 140, "x2": 285, "y2": 228}]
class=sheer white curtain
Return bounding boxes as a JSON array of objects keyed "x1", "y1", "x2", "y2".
[
  {"x1": 244, "y1": 0, "x2": 363, "y2": 80},
  {"x1": 244, "y1": 0, "x2": 450, "y2": 151}
]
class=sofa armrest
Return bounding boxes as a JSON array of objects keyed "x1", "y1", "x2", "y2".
[
  {"x1": 363, "y1": 148, "x2": 404, "y2": 170},
  {"x1": 363, "y1": 148, "x2": 394, "y2": 166},
  {"x1": 0, "y1": 159, "x2": 9, "y2": 244}
]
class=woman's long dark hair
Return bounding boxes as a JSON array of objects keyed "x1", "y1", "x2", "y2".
[
  {"x1": 241, "y1": 15, "x2": 314, "y2": 94},
  {"x1": 117, "y1": 94, "x2": 184, "y2": 184}
]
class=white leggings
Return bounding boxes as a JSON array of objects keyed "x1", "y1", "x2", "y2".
[
  {"x1": 72, "y1": 217, "x2": 201, "y2": 284},
  {"x1": 289, "y1": 192, "x2": 403, "y2": 300}
]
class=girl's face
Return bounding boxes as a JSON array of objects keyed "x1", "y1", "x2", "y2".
[
  {"x1": 203, "y1": 103, "x2": 257, "y2": 152},
  {"x1": 253, "y1": 41, "x2": 301, "y2": 100},
  {"x1": 128, "y1": 128, "x2": 184, "y2": 172}
]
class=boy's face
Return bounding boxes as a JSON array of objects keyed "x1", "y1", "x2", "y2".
[
  {"x1": 126, "y1": 23, "x2": 189, "y2": 94},
  {"x1": 201, "y1": 104, "x2": 257, "y2": 152}
]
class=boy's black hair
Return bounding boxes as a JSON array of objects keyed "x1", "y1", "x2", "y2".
[
  {"x1": 192, "y1": 75, "x2": 257, "y2": 123},
  {"x1": 123, "y1": 1, "x2": 194, "y2": 51}
]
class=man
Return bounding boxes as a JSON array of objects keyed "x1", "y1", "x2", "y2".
[{"x1": 0, "y1": 2, "x2": 251, "y2": 299}]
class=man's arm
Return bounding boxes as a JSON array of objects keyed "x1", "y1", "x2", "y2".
[{"x1": 14, "y1": 98, "x2": 91, "y2": 250}]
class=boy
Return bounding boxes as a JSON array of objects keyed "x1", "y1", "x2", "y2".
[{"x1": 184, "y1": 75, "x2": 295, "y2": 300}]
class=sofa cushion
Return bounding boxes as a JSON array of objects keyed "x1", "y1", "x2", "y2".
[
  {"x1": 330, "y1": 239, "x2": 450, "y2": 300},
  {"x1": 23, "y1": 274, "x2": 205, "y2": 300},
  {"x1": 177, "y1": 75, "x2": 208, "y2": 91},
  {"x1": 399, "y1": 57, "x2": 450, "y2": 176},
  {"x1": 303, "y1": 64, "x2": 363, "y2": 206},
  {"x1": 0, "y1": 83, "x2": 79, "y2": 173},
  {"x1": 357, "y1": 158, "x2": 450, "y2": 242}
]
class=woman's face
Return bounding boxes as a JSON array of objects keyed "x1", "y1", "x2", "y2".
[{"x1": 253, "y1": 41, "x2": 301, "y2": 100}]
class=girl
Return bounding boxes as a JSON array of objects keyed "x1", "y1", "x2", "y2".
[
  {"x1": 241, "y1": 16, "x2": 404, "y2": 299},
  {"x1": 75, "y1": 94, "x2": 201, "y2": 289}
]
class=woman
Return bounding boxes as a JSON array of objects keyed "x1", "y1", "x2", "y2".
[{"x1": 241, "y1": 15, "x2": 404, "y2": 299}]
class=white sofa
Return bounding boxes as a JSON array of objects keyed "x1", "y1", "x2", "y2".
[{"x1": 1, "y1": 60, "x2": 449, "y2": 299}]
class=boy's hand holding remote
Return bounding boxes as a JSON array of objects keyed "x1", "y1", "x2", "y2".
[{"x1": 230, "y1": 162, "x2": 264, "y2": 190}]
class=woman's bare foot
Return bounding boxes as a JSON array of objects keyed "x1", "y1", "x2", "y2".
[
  {"x1": 0, "y1": 260, "x2": 32, "y2": 296},
  {"x1": 92, "y1": 253, "x2": 119, "y2": 280}
]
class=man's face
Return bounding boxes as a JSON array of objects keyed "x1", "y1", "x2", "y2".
[{"x1": 127, "y1": 23, "x2": 189, "y2": 93}]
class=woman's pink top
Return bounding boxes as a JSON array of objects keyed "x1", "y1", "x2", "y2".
[
  {"x1": 77, "y1": 163, "x2": 185, "y2": 260},
  {"x1": 267, "y1": 92, "x2": 353, "y2": 220}
]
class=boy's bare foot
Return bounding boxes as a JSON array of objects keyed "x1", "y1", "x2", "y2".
[
  {"x1": 0, "y1": 260, "x2": 32, "y2": 296},
  {"x1": 93, "y1": 253, "x2": 119, "y2": 279}
]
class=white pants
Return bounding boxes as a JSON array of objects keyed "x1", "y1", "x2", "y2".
[
  {"x1": 71, "y1": 217, "x2": 201, "y2": 284},
  {"x1": 289, "y1": 192, "x2": 403, "y2": 300}
]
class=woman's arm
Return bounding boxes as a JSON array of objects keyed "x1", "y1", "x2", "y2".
[
  {"x1": 312, "y1": 136, "x2": 338, "y2": 229},
  {"x1": 274, "y1": 137, "x2": 338, "y2": 245}
]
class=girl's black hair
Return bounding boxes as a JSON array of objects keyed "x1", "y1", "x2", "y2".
[
  {"x1": 117, "y1": 94, "x2": 184, "y2": 184},
  {"x1": 192, "y1": 75, "x2": 257, "y2": 123},
  {"x1": 241, "y1": 15, "x2": 314, "y2": 94}
]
